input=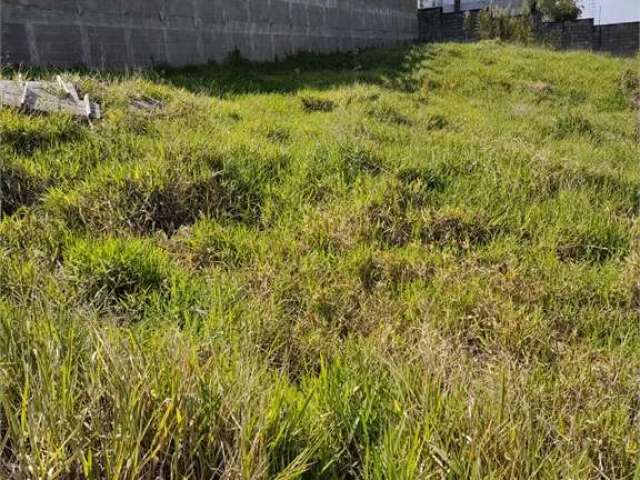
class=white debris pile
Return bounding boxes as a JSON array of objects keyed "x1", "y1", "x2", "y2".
[{"x1": 0, "y1": 76, "x2": 101, "y2": 120}]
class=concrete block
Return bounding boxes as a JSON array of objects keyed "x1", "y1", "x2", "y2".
[
  {"x1": 270, "y1": 0, "x2": 291, "y2": 28},
  {"x1": 165, "y1": 0, "x2": 195, "y2": 20},
  {"x1": 272, "y1": 33, "x2": 293, "y2": 58},
  {"x1": 290, "y1": 3, "x2": 308, "y2": 29},
  {"x1": 167, "y1": 29, "x2": 201, "y2": 66},
  {"x1": 225, "y1": 0, "x2": 249, "y2": 23},
  {"x1": 34, "y1": 23, "x2": 84, "y2": 68},
  {"x1": 130, "y1": 28, "x2": 166, "y2": 67},
  {"x1": 203, "y1": 30, "x2": 234, "y2": 63},
  {"x1": 307, "y1": 6, "x2": 324, "y2": 29},
  {"x1": 125, "y1": 0, "x2": 164, "y2": 21},
  {"x1": 17, "y1": 0, "x2": 77, "y2": 13},
  {"x1": 199, "y1": 1, "x2": 224, "y2": 23},
  {"x1": 88, "y1": 26, "x2": 129, "y2": 69},
  {"x1": 232, "y1": 31, "x2": 252, "y2": 58},
  {"x1": 251, "y1": 33, "x2": 274, "y2": 61},
  {"x1": 1, "y1": 22, "x2": 32, "y2": 65}
]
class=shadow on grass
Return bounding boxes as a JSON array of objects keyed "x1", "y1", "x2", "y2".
[
  {"x1": 1, "y1": 43, "x2": 437, "y2": 97},
  {"x1": 154, "y1": 44, "x2": 436, "y2": 97},
  {"x1": 1, "y1": 45, "x2": 436, "y2": 97}
]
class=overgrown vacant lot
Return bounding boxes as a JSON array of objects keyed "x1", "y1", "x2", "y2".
[{"x1": 1, "y1": 41, "x2": 639, "y2": 478}]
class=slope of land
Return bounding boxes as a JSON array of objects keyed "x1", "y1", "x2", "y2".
[{"x1": 1, "y1": 41, "x2": 639, "y2": 478}]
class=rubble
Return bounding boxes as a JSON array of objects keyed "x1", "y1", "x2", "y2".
[{"x1": 0, "y1": 76, "x2": 101, "y2": 120}]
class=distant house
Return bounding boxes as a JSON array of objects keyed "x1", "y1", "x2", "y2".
[
  {"x1": 419, "y1": 0, "x2": 640, "y2": 25},
  {"x1": 418, "y1": 0, "x2": 527, "y2": 13}
]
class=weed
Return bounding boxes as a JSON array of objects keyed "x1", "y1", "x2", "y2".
[
  {"x1": 65, "y1": 237, "x2": 170, "y2": 311},
  {"x1": 553, "y1": 112, "x2": 596, "y2": 139}
]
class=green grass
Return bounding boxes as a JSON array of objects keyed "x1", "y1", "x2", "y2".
[{"x1": 1, "y1": 41, "x2": 639, "y2": 478}]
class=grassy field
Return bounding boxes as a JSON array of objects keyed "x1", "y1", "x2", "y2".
[{"x1": 1, "y1": 41, "x2": 639, "y2": 478}]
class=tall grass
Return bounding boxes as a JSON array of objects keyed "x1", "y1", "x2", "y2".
[{"x1": 0, "y1": 41, "x2": 639, "y2": 478}]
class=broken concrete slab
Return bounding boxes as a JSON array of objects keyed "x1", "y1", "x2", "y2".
[{"x1": 0, "y1": 77, "x2": 101, "y2": 120}]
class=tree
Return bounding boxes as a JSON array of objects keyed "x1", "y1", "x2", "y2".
[{"x1": 536, "y1": 0, "x2": 582, "y2": 22}]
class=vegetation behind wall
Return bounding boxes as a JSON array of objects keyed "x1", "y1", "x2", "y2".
[{"x1": 419, "y1": 5, "x2": 640, "y2": 56}]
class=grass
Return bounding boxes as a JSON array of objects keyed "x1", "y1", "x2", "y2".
[{"x1": 0, "y1": 40, "x2": 639, "y2": 478}]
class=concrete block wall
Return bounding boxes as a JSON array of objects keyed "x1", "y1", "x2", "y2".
[
  {"x1": 418, "y1": 7, "x2": 640, "y2": 56},
  {"x1": 540, "y1": 18, "x2": 595, "y2": 50},
  {"x1": 417, "y1": 8, "x2": 486, "y2": 43},
  {"x1": 563, "y1": 19, "x2": 596, "y2": 50},
  {"x1": 417, "y1": 7, "x2": 443, "y2": 42},
  {"x1": 596, "y1": 22, "x2": 640, "y2": 56},
  {"x1": 439, "y1": 9, "x2": 469, "y2": 42},
  {"x1": 0, "y1": 0, "x2": 417, "y2": 69}
]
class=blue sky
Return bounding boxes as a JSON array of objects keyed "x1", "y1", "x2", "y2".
[{"x1": 580, "y1": 0, "x2": 640, "y2": 24}]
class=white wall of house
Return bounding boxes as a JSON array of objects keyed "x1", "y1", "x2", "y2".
[
  {"x1": 418, "y1": 0, "x2": 527, "y2": 13},
  {"x1": 418, "y1": 0, "x2": 640, "y2": 25}
]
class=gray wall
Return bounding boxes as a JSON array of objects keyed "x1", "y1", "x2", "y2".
[
  {"x1": 596, "y1": 22, "x2": 640, "y2": 57},
  {"x1": 418, "y1": 7, "x2": 640, "y2": 56},
  {"x1": 540, "y1": 18, "x2": 598, "y2": 51},
  {"x1": 0, "y1": 0, "x2": 418, "y2": 69}
]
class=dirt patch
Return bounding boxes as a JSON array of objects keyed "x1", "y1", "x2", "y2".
[
  {"x1": 425, "y1": 114, "x2": 448, "y2": 131},
  {"x1": 362, "y1": 201, "x2": 413, "y2": 248},
  {"x1": 130, "y1": 96, "x2": 165, "y2": 114},
  {"x1": 421, "y1": 212, "x2": 495, "y2": 249},
  {"x1": 266, "y1": 127, "x2": 291, "y2": 143},
  {"x1": 300, "y1": 96, "x2": 335, "y2": 113},
  {"x1": 528, "y1": 81, "x2": 554, "y2": 95},
  {"x1": 340, "y1": 143, "x2": 384, "y2": 181},
  {"x1": 556, "y1": 226, "x2": 630, "y2": 264},
  {"x1": 366, "y1": 104, "x2": 412, "y2": 126},
  {"x1": 357, "y1": 253, "x2": 434, "y2": 294},
  {"x1": 53, "y1": 163, "x2": 262, "y2": 236},
  {"x1": 556, "y1": 243, "x2": 622, "y2": 264}
]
